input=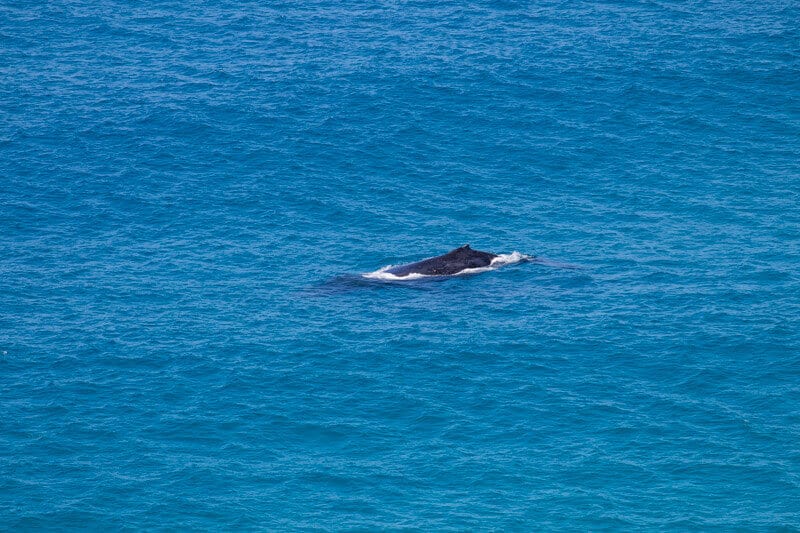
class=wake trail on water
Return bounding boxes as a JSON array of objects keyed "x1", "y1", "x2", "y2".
[{"x1": 528, "y1": 257, "x2": 583, "y2": 270}]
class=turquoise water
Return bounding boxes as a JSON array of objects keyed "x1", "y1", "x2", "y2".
[{"x1": 2, "y1": 0, "x2": 800, "y2": 529}]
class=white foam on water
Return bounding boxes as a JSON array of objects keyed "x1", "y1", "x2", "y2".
[
  {"x1": 362, "y1": 251, "x2": 531, "y2": 281},
  {"x1": 489, "y1": 251, "x2": 530, "y2": 267},
  {"x1": 362, "y1": 267, "x2": 430, "y2": 281}
]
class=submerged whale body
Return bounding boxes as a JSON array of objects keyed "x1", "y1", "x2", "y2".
[{"x1": 385, "y1": 244, "x2": 500, "y2": 277}]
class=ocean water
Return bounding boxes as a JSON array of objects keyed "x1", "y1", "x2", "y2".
[{"x1": 2, "y1": 0, "x2": 799, "y2": 529}]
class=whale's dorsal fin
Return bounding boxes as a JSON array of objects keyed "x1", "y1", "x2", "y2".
[{"x1": 461, "y1": 244, "x2": 471, "y2": 250}]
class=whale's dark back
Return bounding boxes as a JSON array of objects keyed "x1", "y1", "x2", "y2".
[{"x1": 386, "y1": 245, "x2": 498, "y2": 277}]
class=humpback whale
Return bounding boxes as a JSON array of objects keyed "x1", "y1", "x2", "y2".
[{"x1": 383, "y1": 244, "x2": 505, "y2": 277}]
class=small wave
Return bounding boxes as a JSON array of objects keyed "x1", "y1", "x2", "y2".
[{"x1": 363, "y1": 251, "x2": 532, "y2": 281}]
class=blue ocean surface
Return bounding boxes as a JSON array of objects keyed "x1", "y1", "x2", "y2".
[{"x1": 2, "y1": 0, "x2": 799, "y2": 529}]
